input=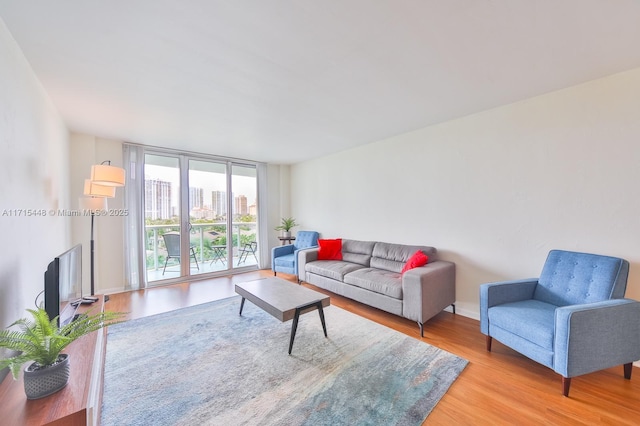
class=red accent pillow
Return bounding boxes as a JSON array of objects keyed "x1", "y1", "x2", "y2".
[
  {"x1": 401, "y1": 250, "x2": 428, "y2": 274},
  {"x1": 318, "y1": 238, "x2": 343, "y2": 260}
]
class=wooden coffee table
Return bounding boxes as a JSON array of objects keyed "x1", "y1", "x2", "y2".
[{"x1": 235, "y1": 277, "x2": 330, "y2": 354}]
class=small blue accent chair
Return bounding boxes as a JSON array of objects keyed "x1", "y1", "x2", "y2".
[
  {"x1": 480, "y1": 249, "x2": 640, "y2": 396},
  {"x1": 272, "y1": 231, "x2": 319, "y2": 280}
]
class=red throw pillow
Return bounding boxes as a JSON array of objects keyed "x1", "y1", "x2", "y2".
[
  {"x1": 318, "y1": 238, "x2": 343, "y2": 260},
  {"x1": 401, "y1": 250, "x2": 428, "y2": 274}
]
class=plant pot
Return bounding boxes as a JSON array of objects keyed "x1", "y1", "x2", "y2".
[
  {"x1": 281, "y1": 231, "x2": 291, "y2": 238},
  {"x1": 23, "y1": 354, "x2": 70, "y2": 399}
]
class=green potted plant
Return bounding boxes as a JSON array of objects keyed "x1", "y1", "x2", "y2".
[
  {"x1": 274, "y1": 217, "x2": 298, "y2": 238},
  {"x1": 0, "y1": 305, "x2": 125, "y2": 399}
]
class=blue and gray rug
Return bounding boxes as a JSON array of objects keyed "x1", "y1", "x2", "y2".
[{"x1": 102, "y1": 296, "x2": 467, "y2": 425}]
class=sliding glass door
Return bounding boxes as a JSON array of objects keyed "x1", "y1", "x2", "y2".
[
  {"x1": 144, "y1": 154, "x2": 185, "y2": 282},
  {"x1": 231, "y1": 164, "x2": 259, "y2": 268},
  {"x1": 142, "y1": 150, "x2": 260, "y2": 285}
]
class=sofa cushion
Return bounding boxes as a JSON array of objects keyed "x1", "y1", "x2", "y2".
[
  {"x1": 371, "y1": 243, "x2": 437, "y2": 273},
  {"x1": 401, "y1": 250, "x2": 429, "y2": 274},
  {"x1": 273, "y1": 253, "x2": 295, "y2": 268},
  {"x1": 318, "y1": 238, "x2": 343, "y2": 260},
  {"x1": 343, "y1": 268, "x2": 403, "y2": 299},
  {"x1": 488, "y1": 299, "x2": 556, "y2": 350},
  {"x1": 306, "y1": 260, "x2": 365, "y2": 281},
  {"x1": 341, "y1": 239, "x2": 376, "y2": 266}
]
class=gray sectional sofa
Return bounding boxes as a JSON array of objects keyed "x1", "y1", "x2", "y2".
[{"x1": 297, "y1": 239, "x2": 456, "y2": 336}]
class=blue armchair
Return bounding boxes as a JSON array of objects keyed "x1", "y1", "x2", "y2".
[
  {"x1": 271, "y1": 231, "x2": 319, "y2": 279},
  {"x1": 480, "y1": 249, "x2": 640, "y2": 396}
]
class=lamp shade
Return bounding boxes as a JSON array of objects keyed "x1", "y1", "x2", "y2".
[
  {"x1": 79, "y1": 196, "x2": 108, "y2": 212},
  {"x1": 84, "y1": 179, "x2": 116, "y2": 197},
  {"x1": 91, "y1": 163, "x2": 126, "y2": 187}
]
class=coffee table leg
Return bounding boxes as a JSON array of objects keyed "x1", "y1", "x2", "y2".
[
  {"x1": 239, "y1": 297, "x2": 246, "y2": 315},
  {"x1": 317, "y1": 302, "x2": 327, "y2": 337},
  {"x1": 289, "y1": 301, "x2": 328, "y2": 355},
  {"x1": 289, "y1": 308, "x2": 301, "y2": 355}
]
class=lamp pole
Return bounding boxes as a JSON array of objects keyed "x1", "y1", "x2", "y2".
[{"x1": 90, "y1": 212, "x2": 95, "y2": 296}]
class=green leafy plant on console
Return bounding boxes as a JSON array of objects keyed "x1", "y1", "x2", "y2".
[
  {"x1": 274, "y1": 217, "x2": 298, "y2": 233},
  {"x1": 0, "y1": 305, "x2": 125, "y2": 380}
]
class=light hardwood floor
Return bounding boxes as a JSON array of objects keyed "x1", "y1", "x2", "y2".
[{"x1": 106, "y1": 270, "x2": 640, "y2": 425}]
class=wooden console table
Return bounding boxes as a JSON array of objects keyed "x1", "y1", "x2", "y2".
[{"x1": 0, "y1": 296, "x2": 107, "y2": 426}]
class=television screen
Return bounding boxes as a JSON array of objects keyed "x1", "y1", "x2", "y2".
[{"x1": 44, "y1": 244, "x2": 82, "y2": 327}]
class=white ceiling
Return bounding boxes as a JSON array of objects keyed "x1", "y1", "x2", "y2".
[{"x1": 2, "y1": 1, "x2": 640, "y2": 164}]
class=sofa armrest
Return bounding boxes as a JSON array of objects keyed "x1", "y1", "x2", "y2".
[
  {"x1": 402, "y1": 260, "x2": 456, "y2": 324},
  {"x1": 554, "y1": 299, "x2": 640, "y2": 377},
  {"x1": 271, "y1": 244, "x2": 294, "y2": 270},
  {"x1": 297, "y1": 247, "x2": 319, "y2": 281},
  {"x1": 293, "y1": 245, "x2": 318, "y2": 279},
  {"x1": 479, "y1": 279, "x2": 538, "y2": 334}
]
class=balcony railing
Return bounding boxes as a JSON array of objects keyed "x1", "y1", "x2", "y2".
[{"x1": 145, "y1": 221, "x2": 258, "y2": 272}]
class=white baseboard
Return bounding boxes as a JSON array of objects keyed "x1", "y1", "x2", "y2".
[
  {"x1": 99, "y1": 286, "x2": 126, "y2": 296},
  {"x1": 447, "y1": 305, "x2": 479, "y2": 321}
]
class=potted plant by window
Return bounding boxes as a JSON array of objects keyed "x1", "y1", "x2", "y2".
[
  {"x1": 274, "y1": 217, "x2": 298, "y2": 238},
  {"x1": 0, "y1": 305, "x2": 125, "y2": 399}
]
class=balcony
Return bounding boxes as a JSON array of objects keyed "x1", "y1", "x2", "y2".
[{"x1": 145, "y1": 221, "x2": 258, "y2": 282}]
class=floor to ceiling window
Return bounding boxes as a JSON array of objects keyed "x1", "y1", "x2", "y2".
[{"x1": 125, "y1": 145, "x2": 262, "y2": 287}]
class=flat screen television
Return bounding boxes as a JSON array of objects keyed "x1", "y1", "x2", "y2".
[{"x1": 44, "y1": 244, "x2": 82, "y2": 327}]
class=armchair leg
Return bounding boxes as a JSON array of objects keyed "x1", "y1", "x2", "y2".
[
  {"x1": 561, "y1": 365, "x2": 629, "y2": 397},
  {"x1": 273, "y1": 271, "x2": 276, "y2": 276},
  {"x1": 624, "y1": 362, "x2": 633, "y2": 380},
  {"x1": 418, "y1": 322, "x2": 424, "y2": 337},
  {"x1": 562, "y1": 377, "x2": 571, "y2": 397},
  {"x1": 486, "y1": 336, "x2": 492, "y2": 352}
]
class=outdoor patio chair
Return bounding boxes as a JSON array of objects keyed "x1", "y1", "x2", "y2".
[
  {"x1": 162, "y1": 232, "x2": 199, "y2": 275},
  {"x1": 238, "y1": 241, "x2": 258, "y2": 265}
]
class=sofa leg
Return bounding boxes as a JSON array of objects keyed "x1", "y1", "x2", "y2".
[
  {"x1": 486, "y1": 336, "x2": 492, "y2": 352},
  {"x1": 451, "y1": 303, "x2": 456, "y2": 314},
  {"x1": 418, "y1": 322, "x2": 424, "y2": 337},
  {"x1": 624, "y1": 362, "x2": 633, "y2": 380},
  {"x1": 562, "y1": 377, "x2": 571, "y2": 397}
]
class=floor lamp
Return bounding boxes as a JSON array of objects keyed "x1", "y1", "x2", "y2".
[
  {"x1": 79, "y1": 194, "x2": 109, "y2": 296},
  {"x1": 80, "y1": 161, "x2": 125, "y2": 296}
]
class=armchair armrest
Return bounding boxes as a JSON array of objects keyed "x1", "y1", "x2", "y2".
[
  {"x1": 402, "y1": 260, "x2": 456, "y2": 323},
  {"x1": 272, "y1": 244, "x2": 294, "y2": 258},
  {"x1": 554, "y1": 299, "x2": 640, "y2": 377},
  {"x1": 297, "y1": 247, "x2": 319, "y2": 281},
  {"x1": 480, "y1": 279, "x2": 538, "y2": 334},
  {"x1": 271, "y1": 244, "x2": 294, "y2": 270}
]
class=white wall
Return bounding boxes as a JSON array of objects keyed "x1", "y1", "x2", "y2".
[
  {"x1": 291, "y1": 67, "x2": 640, "y2": 319},
  {"x1": 266, "y1": 163, "x2": 288, "y2": 250},
  {"x1": 0, "y1": 20, "x2": 70, "y2": 343}
]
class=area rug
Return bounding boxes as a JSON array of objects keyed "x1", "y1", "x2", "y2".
[{"x1": 101, "y1": 296, "x2": 467, "y2": 426}]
